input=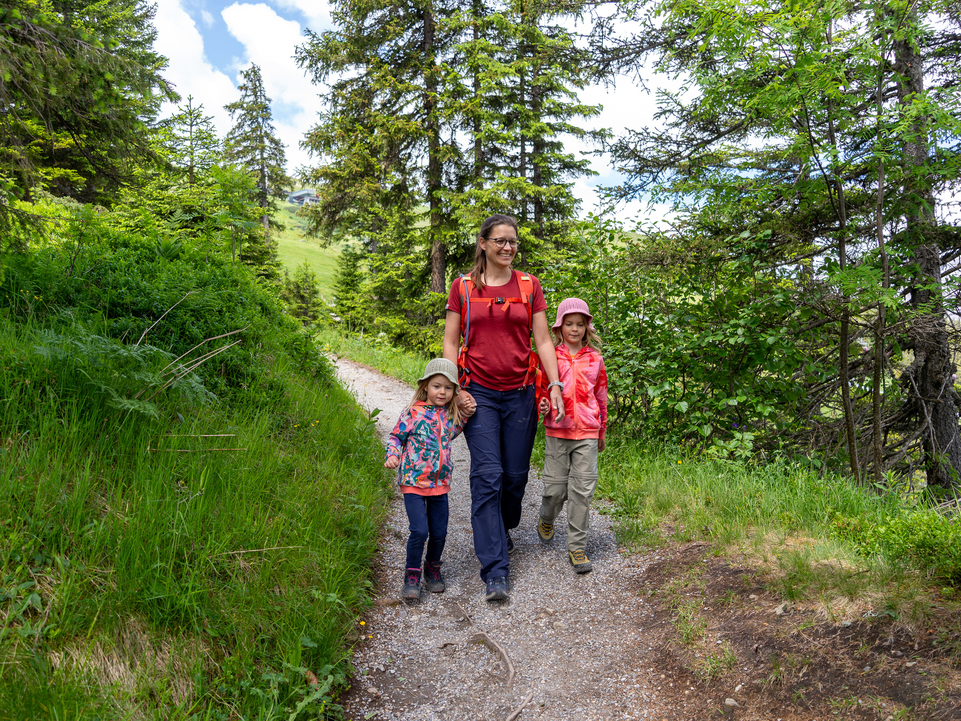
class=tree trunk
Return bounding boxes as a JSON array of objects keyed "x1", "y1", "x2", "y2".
[
  {"x1": 424, "y1": 3, "x2": 445, "y2": 293},
  {"x1": 896, "y1": 14, "x2": 961, "y2": 491},
  {"x1": 531, "y1": 82, "x2": 544, "y2": 243},
  {"x1": 472, "y1": 0, "x2": 482, "y2": 184}
]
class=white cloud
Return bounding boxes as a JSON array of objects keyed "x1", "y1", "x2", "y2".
[
  {"x1": 154, "y1": 0, "x2": 239, "y2": 136},
  {"x1": 200, "y1": 9, "x2": 215, "y2": 27},
  {"x1": 267, "y1": 0, "x2": 333, "y2": 33},
  {"x1": 222, "y1": 2, "x2": 326, "y2": 171}
]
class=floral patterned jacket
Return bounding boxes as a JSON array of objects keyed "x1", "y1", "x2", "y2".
[
  {"x1": 543, "y1": 344, "x2": 608, "y2": 441},
  {"x1": 385, "y1": 401, "x2": 464, "y2": 491}
]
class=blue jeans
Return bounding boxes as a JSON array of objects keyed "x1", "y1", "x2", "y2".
[
  {"x1": 403, "y1": 493, "x2": 449, "y2": 570},
  {"x1": 463, "y1": 381, "x2": 537, "y2": 582}
]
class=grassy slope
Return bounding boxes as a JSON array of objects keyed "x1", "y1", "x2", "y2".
[
  {"x1": 0, "y1": 208, "x2": 389, "y2": 720},
  {"x1": 273, "y1": 204, "x2": 339, "y2": 300}
]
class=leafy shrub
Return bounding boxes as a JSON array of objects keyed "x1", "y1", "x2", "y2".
[
  {"x1": 834, "y1": 510, "x2": 961, "y2": 584},
  {"x1": 1, "y1": 208, "x2": 334, "y2": 408}
]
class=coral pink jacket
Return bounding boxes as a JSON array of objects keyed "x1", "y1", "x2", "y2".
[{"x1": 543, "y1": 344, "x2": 608, "y2": 441}]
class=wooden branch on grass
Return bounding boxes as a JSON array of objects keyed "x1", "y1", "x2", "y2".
[{"x1": 157, "y1": 326, "x2": 249, "y2": 375}]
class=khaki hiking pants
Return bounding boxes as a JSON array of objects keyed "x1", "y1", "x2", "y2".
[{"x1": 539, "y1": 436, "x2": 599, "y2": 553}]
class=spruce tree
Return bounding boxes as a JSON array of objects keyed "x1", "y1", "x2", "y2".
[
  {"x1": 449, "y1": 1, "x2": 604, "y2": 260},
  {"x1": 296, "y1": 0, "x2": 462, "y2": 293},
  {"x1": 0, "y1": 0, "x2": 175, "y2": 210},
  {"x1": 296, "y1": 0, "x2": 603, "y2": 296},
  {"x1": 159, "y1": 96, "x2": 220, "y2": 185},
  {"x1": 223, "y1": 64, "x2": 291, "y2": 232}
]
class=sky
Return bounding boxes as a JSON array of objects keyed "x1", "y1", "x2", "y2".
[{"x1": 154, "y1": 0, "x2": 661, "y2": 221}]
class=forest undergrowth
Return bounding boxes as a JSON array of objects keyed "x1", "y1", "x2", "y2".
[{"x1": 0, "y1": 201, "x2": 392, "y2": 720}]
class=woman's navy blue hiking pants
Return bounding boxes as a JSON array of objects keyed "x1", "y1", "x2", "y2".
[{"x1": 463, "y1": 381, "x2": 537, "y2": 582}]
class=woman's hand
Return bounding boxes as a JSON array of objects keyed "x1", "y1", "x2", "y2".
[
  {"x1": 457, "y1": 389, "x2": 477, "y2": 419},
  {"x1": 384, "y1": 456, "x2": 400, "y2": 469},
  {"x1": 549, "y1": 385, "x2": 565, "y2": 422}
]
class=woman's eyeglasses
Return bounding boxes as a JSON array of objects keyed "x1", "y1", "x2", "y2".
[{"x1": 486, "y1": 237, "x2": 519, "y2": 249}]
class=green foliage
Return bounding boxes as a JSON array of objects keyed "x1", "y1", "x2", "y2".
[
  {"x1": 835, "y1": 510, "x2": 961, "y2": 585},
  {"x1": 0, "y1": 0, "x2": 175, "y2": 208},
  {"x1": 0, "y1": 194, "x2": 385, "y2": 717},
  {"x1": 224, "y1": 64, "x2": 291, "y2": 220},
  {"x1": 156, "y1": 95, "x2": 221, "y2": 185},
  {"x1": 590, "y1": 0, "x2": 961, "y2": 487},
  {"x1": 330, "y1": 241, "x2": 447, "y2": 355},
  {"x1": 546, "y1": 218, "x2": 824, "y2": 457},
  {"x1": 282, "y1": 261, "x2": 323, "y2": 325}
]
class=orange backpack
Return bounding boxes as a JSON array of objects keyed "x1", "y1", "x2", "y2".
[{"x1": 456, "y1": 271, "x2": 548, "y2": 406}]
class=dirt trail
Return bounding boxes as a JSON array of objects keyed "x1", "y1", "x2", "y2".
[
  {"x1": 333, "y1": 359, "x2": 961, "y2": 720},
  {"x1": 334, "y1": 358, "x2": 674, "y2": 721}
]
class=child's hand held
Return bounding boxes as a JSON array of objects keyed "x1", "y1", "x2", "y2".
[{"x1": 385, "y1": 456, "x2": 400, "y2": 469}]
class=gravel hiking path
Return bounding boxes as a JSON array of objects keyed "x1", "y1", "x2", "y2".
[{"x1": 334, "y1": 358, "x2": 674, "y2": 721}]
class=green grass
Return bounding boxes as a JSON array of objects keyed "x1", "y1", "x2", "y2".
[
  {"x1": 0, "y1": 202, "x2": 393, "y2": 719},
  {"x1": 314, "y1": 325, "x2": 430, "y2": 387},
  {"x1": 273, "y1": 204, "x2": 340, "y2": 299},
  {"x1": 0, "y1": 316, "x2": 391, "y2": 719}
]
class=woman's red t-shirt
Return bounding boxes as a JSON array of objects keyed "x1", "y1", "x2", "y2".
[{"x1": 446, "y1": 271, "x2": 547, "y2": 391}]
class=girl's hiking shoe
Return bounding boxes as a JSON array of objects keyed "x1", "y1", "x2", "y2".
[
  {"x1": 537, "y1": 518, "x2": 555, "y2": 543},
  {"x1": 424, "y1": 561, "x2": 446, "y2": 593},
  {"x1": 506, "y1": 532, "x2": 515, "y2": 555},
  {"x1": 568, "y1": 549, "x2": 593, "y2": 574},
  {"x1": 402, "y1": 568, "x2": 422, "y2": 599},
  {"x1": 485, "y1": 576, "x2": 509, "y2": 601}
]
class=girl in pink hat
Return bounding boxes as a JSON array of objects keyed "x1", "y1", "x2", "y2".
[{"x1": 537, "y1": 297, "x2": 608, "y2": 574}]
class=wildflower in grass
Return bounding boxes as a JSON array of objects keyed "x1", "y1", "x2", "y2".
[{"x1": 360, "y1": 621, "x2": 365, "y2": 626}]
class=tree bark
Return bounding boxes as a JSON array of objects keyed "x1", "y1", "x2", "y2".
[
  {"x1": 896, "y1": 13, "x2": 961, "y2": 490},
  {"x1": 425, "y1": 3, "x2": 445, "y2": 293}
]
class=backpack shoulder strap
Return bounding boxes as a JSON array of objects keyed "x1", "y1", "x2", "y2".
[
  {"x1": 516, "y1": 271, "x2": 534, "y2": 330},
  {"x1": 459, "y1": 274, "x2": 473, "y2": 344}
]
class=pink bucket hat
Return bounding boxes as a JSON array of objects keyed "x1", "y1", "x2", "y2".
[{"x1": 552, "y1": 297, "x2": 594, "y2": 331}]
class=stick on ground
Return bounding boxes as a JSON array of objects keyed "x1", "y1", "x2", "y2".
[
  {"x1": 470, "y1": 632, "x2": 515, "y2": 684},
  {"x1": 505, "y1": 689, "x2": 535, "y2": 721}
]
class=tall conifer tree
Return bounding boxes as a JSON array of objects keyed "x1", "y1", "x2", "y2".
[
  {"x1": 297, "y1": 0, "x2": 602, "y2": 297},
  {"x1": 223, "y1": 64, "x2": 290, "y2": 231},
  {"x1": 0, "y1": 0, "x2": 174, "y2": 208}
]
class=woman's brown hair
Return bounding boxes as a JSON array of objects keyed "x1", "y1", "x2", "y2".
[{"x1": 468, "y1": 214, "x2": 519, "y2": 291}]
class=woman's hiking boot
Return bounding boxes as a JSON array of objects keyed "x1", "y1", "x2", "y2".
[
  {"x1": 401, "y1": 568, "x2": 422, "y2": 599},
  {"x1": 423, "y1": 561, "x2": 446, "y2": 593},
  {"x1": 537, "y1": 518, "x2": 555, "y2": 543},
  {"x1": 485, "y1": 575, "x2": 509, "y2": 602},
  {"x1": 568, "y1": 549, "x2": 593, "y2": 574}
]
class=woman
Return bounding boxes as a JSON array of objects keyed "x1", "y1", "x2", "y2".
[{"x1": 443, "y1": 214, "x2": 565, "y2": 602}]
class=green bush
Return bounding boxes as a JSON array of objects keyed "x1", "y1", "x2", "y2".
[{"x1": 835, "y1": 509, "x2": 961, "y2": 584}]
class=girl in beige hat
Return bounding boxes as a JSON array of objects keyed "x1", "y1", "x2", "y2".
[{"x1": 385, "y1": 358, "x2": 463, "y2": 599}]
